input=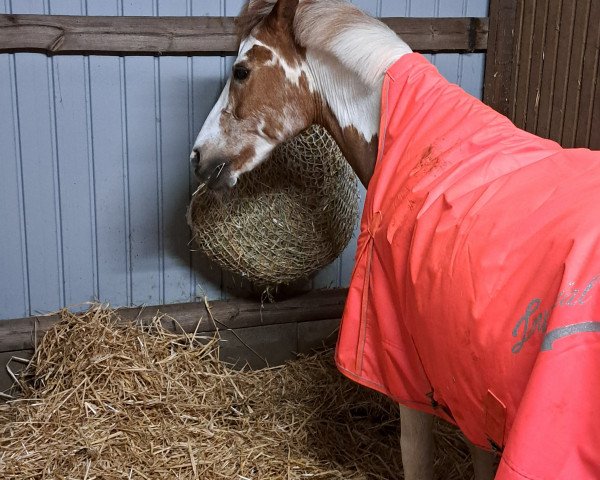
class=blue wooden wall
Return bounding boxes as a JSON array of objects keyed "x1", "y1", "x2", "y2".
[{"x1": 0, "y1": 0, "x2": 488, "y2": 320}]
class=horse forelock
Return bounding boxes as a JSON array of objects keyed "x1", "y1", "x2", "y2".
[{"x1": 236, "y1": 0, "x2": 278, "y2": 40}]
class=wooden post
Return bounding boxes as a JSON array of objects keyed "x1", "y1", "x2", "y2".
[{"x1": 483, "y1": 0, "x2": 519, "y2": 117}]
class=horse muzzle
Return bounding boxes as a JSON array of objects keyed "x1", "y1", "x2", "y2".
[{"x1": 190, "y1": 150, "x2": 236, "y2": 190}]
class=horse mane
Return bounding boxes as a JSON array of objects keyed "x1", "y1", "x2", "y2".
[{"x1": 237, "y1": 0, "x2": 411, "y2": 88}]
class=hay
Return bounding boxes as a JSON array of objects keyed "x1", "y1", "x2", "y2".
[
  {"x1": 0, "y1": 308, "x2": 474, "y2": 479},
  {"x1": 187, "y1": 125, "x2": 359, "y2": 286}
]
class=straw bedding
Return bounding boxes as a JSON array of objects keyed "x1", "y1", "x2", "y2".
[
  {"x1": 187, "y1": 125, "x2": 359, "y2": 287},
  {"x1": 0, "y1": 307, "x2": 474, "y2": 479}
]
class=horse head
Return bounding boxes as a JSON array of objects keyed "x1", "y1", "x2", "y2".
[
  {"x1": 190, "y1": 0, "x2": 312, "y2": 190},
  {"x1": 190, "y1": 0, "x2": 411, "y2": 189}
]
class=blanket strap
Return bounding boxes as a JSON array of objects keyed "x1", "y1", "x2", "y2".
[{"x1": 355, "y1": 211, "x2": 383, "y2": 374}]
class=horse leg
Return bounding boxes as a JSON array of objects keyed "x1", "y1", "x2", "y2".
[
  {"x1": 399, "y1": 405, "x2": 435, "y2": 480},
  {"x1": 467, "y1": 441, "x2": 497, "y2": 480}
]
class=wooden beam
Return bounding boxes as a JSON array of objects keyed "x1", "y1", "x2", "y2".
[
  {"x1": 483, "y1": 0, "x2": 519, "y2": 116},
  {"x1": 0, "y1": 288, "x2": 348, "y2": 353},
  {"x1": 0, "y1": 14, "x2": 488, "y2": 56},
  {"x1": 383, "y1": 17, "x2": 488, "y2": 52}
]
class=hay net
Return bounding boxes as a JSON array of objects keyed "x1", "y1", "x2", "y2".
[{"x1": 187, "y1": 125, "x2": 359, "y2": 286}]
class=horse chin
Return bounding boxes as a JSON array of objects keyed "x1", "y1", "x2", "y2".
[
  {"x1": 204, "y1": 173, "x2": 238, "y2": 195},
  {"x1": 207, "y1": 174, "x2": 236, "y2": 192}
]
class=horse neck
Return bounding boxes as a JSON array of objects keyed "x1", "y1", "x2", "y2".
[{"x1": 306, "y1": 50, "x2": 382, "y2": 187}]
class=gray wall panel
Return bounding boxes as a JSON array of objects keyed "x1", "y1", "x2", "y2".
[
  {"x1": 53, "y1": 56, "x2": 97, "y2": 308},
  {"x1": 15, "y1": 53, "x2": 64, "y2": 315},
  {"x1": 0, "y1": 0, "x2": 488, "y2": 319},
  {"x1": 89, "y1": 55, "x2": 130, "y2": 306},
  {"x1": 0, "y1": 55, "x2": 29, "y2": 318}
]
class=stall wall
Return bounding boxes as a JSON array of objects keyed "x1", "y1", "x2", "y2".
[{"x1": 0, "y1": 0, "x2": 488, "y2": 320}]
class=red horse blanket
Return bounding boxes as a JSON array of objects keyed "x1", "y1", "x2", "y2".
[{"x1": 336, "y1": 53, "x2": 600, "y2": 479}]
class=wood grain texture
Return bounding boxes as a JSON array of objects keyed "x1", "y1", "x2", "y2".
[
  {"x1": 548, "y1": 0, "x2": 578, "y2": 142},
  {"x1": 523, "y1": 0, "x2": 549, "y2": 134},
  {"x1": 483, "y1": 0, "x2": 519, "y2": 116},
  {"x1": 512, "y1": 0, "x2": 537, "y2": 128},
  {"x1": 575, "y1": 0, "x2": 600, "y2": 148},
  {"x1": 561, "y1": 0, "x2": 592, "y2": 147},
  {"x1": 535, "y1": 0, "x2": 563, "y2": 139},
  {"x1": 488, "y1": 0, "x2": 599, "y2": 150},
  {"x1": 0, "y1": 289, "x2": 348, "y2": 353},
  {"x1": 0, "y1": 15, "x2": 489, "y2": 55}
]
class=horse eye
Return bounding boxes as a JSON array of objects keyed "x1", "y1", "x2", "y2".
[{"x1": 233, "y1": 66, "x2": 250, "y2": 82}]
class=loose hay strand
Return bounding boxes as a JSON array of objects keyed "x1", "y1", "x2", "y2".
[{"x1": 0, "y1": 307, "x2": 475, "y2": 479}]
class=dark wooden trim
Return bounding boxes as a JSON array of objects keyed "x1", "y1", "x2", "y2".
[
  {"x1": 382, "y1": 17, "x2": 489, "y2": 53},
  {"x1": 0, "y1": 14, "x2": 488, "y2": 56},
  {"x1": 0, "y1": 288, "x2": 348, "y2": 353},
  {"x1": 483, "y1": 0, "x2": 519, "y2": 117}
]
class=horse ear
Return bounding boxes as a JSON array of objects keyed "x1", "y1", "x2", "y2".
[{"x1": 271, "y1": 0, "x2": 299, "y2": 28}]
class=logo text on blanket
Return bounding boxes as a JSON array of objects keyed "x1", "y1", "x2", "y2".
[{"x1": 511, "y1": 275, "x2": 600, "y2": 353}]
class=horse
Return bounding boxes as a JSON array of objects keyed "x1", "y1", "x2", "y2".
[{"x1": 190, "y1": 1, "x2": 600, "y2": 479}]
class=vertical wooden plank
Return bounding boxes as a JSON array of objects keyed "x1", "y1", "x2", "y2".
[
  {"x1": 523, "y1": 0, "x2": 549, "y2": 133},
  {"x1": 561, "y1": 0, "x2": 592, "y2": 148},
  {"x1": 0, "y1": 54, "x2": 29, "y2": 318},
  {"x1": 87, "y1": 0, "x2": 130, "y2": 306},
  {"x1": 591, "y1": 86, "x2": 600, "y2": 150},
  {"x1": 534, "y1": 0, "x2": 563, "y2": 139},
  {"x1": 548, "y1": 0, "x2": 577, "y2": 143},
  {"x1": 157, "y1": 0, "x2": 194, "y2": 304},
  {"x1": 590, "y1": 7, "x2": 600, "y2": 151},
  {"x1": 483, "y1": 0, "x2": 520, "y2": 116},
  {"x1": 575, "y1": 0, "x2": 600, "y2": 148},
  {"x1": 512, "y1": 0, "x2": 537, "y2": 128}
]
